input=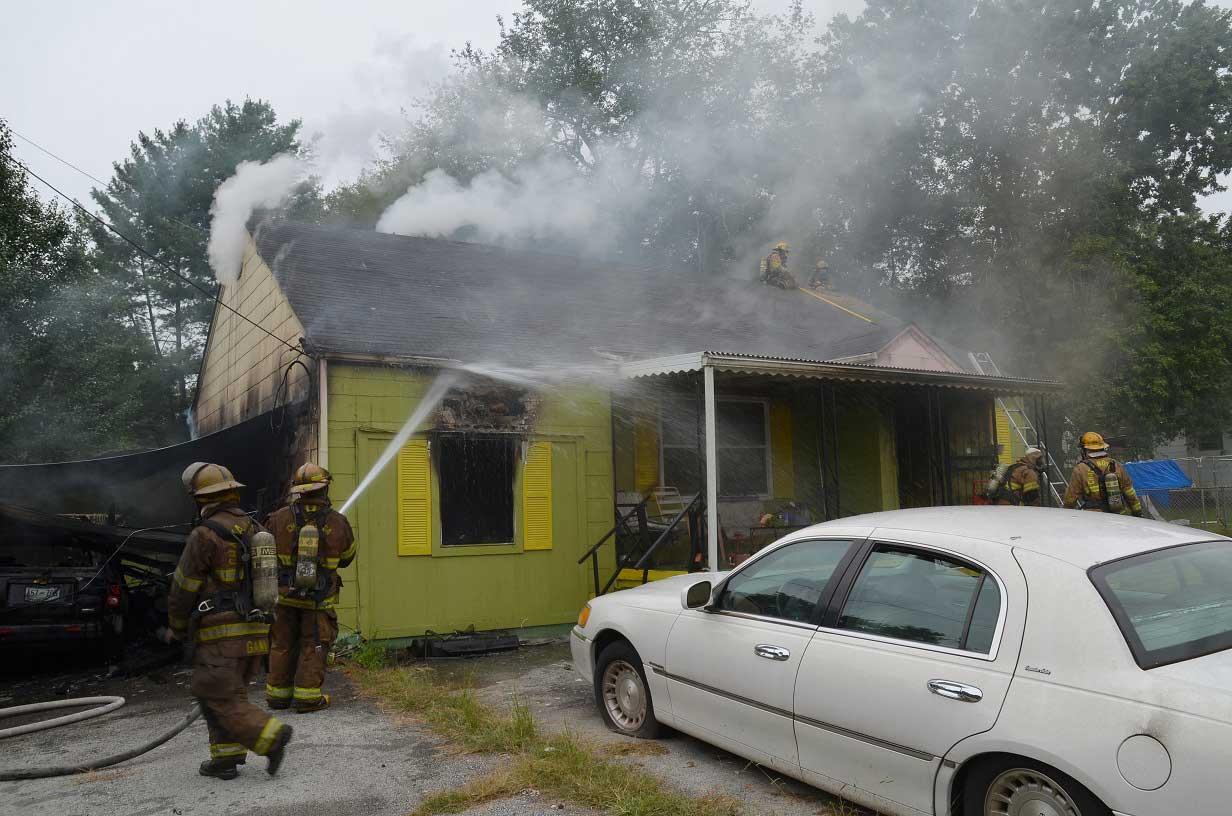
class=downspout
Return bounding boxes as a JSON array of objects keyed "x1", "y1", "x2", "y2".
[
  {"x1": 317, "y1": 358, "x2": 329, "y2": 469},
  {"x1": 703, "y1": 362, "x2": 720, "y2": 572}
]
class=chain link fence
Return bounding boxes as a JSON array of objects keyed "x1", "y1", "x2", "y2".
[{"x1": 1142, "y1": 456, "x2": 1232, "y2": 533}]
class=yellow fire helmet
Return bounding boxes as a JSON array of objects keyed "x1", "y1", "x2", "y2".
[
  {"x1": 289, "y1": 462, "x2": 332, "y2": 495},
  {"x1": 1080, "y1": 431, "x2": 1109, "y2": 451},
  {"x1": 182, "y1": 462, "x2": 245, "y2": 497},
  {"x1": 774, "y1": 241, "x2": 790, "y2": 253}
]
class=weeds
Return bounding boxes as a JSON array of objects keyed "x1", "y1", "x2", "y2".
[
  {"x1": 351, "y1": 664, "x2": 742, "y2": 816},
  {"x1": 349, "y1": 639, "x2": 390, "y2": 670}
]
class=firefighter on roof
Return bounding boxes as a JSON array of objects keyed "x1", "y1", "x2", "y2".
[
  {"x1": 810, "y1": 258, "x2": 832, "y2": 290},
  {"x1": 168, "y1": 462, "x2": 291, "y2": 780},
  {"x1": 759, "y1": 241, "x2": 797, "y2": 289},
  {"x1": 264, "y1": 463, "x2": 357, "y2": 713},
  {"x1": 1062, "y1": 432, "x2": 1143, "y2": 516}
]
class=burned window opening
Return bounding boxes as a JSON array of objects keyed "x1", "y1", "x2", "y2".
[{"x1": 436, "y1": 434, "x2": 517, "y2": 546}]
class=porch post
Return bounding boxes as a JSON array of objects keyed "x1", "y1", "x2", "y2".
[{"x1": 703, "y1": 364, "x2": 720, "y2": 572}]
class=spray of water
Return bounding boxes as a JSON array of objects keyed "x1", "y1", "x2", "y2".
[{"x1": 338, "y1": 371, "x2": 459, "y2": 515}]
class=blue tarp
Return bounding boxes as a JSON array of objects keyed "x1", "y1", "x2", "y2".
[{"x1": 1124, "y1": 459, "x2": 1193, "y2": 508}]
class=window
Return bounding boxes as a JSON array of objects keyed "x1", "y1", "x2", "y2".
[
  {"x1": 437, "y1": 435, "x2": 516, "y2": 546},
  {"x1": 716, "y1": 539, "x2": 856, "y2": 623},
  {"x1": 837, "y1": 545, "x2": 1001, "y2": 653},
  {"x1": 660, "y1": 398, "x2": 770, "y2": 497},
  {"x1": 1090, "y1": 540, "x2": 1232, "y2": 669}
]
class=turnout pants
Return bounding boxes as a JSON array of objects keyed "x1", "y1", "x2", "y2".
[
  {"x1": 190, "y1": 645, "x2": 287, "y2": 762},
  {"x1": 267, "y1": 605, "x2": 337, "y2": 708}
]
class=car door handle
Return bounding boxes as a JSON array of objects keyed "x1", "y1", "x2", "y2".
[
  {"x1": 927, "y1": 679, "x2": 983, "y2": 702},
  {"x1": 754, "y1": 644, "x2": 791, "y2": 661}
]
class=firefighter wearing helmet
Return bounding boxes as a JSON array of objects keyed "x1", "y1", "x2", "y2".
[
  {"x1": 168, "y1": 462, "x2": 292, "y2": 780},
  {"x1": 758, "y1": 241, "x2": 797, "y2": 290},
  {"x1": 1062, "y1": 432, "x2": 1143, "y2": 516},
  {"x1": 988, "y1": 447, "x2": 1046, "y2": 506},
  {"x1": 263, "y1": 463, "x2": 357, "y2": 713}
]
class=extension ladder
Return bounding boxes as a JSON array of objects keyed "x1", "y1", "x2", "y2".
[{"x1": 969, "y1": 352, "x2": 1067, "y2": 505}]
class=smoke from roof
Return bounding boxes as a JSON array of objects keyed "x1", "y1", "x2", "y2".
[{"x1": 207, "y1": 154, "x2": 307, "y2": 287}]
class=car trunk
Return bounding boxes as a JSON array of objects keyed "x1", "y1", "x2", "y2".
[{"x1": 0, "y1": 541, "x2": 102, "y2": 624}]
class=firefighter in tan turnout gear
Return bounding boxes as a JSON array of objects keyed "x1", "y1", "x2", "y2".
[
  {"x1": 168, "y1": 462, "x2": 292, "y2": 780},
  {"x1": 1063, "y1": 432, "x2": 1143, "y2": 516},
  {"x1": 759, "y1": 241, "x2": 797, "y2": 289},
  {"x1": 265, "y1": 463, "x2": 357, "y2": 713},
  {"x1": 989, "y1": 447, "x2": 1046, "y2": 506}
]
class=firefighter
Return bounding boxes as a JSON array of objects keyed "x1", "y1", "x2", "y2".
[
  {"x1": 1062, "y1": 432, "x2": 1143, "y2": 516},
  {"x1": 990, "y1": 447, "x2": 1045, "y2": 506},
  {"x1": 809, "y1": 259, "x2": 832, "y2": 290},
  {"x1": 168, "y1": 462, "x2": 292, "y2": 780},
  {"x1": 264, "y1": 463, "x2": 356, "y2": 713},
  {"x1": 758, "y1": 241, "x2": 797, "y2": 289}
]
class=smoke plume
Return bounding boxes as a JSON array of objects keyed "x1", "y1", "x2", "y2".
[{"x1": 207, "y1": 154, "x2": 307, "y2": 287}]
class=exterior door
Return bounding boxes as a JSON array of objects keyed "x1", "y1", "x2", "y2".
[
  {"x1": 663, "y1": 537, "x2": 860, "y2": 768},
  {"x1": 793, "y1": 532, "x2": 1027, "y2": 815}
]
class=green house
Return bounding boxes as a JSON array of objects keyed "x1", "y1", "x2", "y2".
[{"x1": 192, "y1": 222, "x2": 1059, "y2": 641}]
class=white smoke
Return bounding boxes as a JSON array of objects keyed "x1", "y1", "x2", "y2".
[
  {"x1": 207, "y1": 154, "x2": 308, "y2": 287},
  {"x1": 375, "y1": 156, "x2": 602, "y2": 244}
]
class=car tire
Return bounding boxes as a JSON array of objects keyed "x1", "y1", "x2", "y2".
[
  {"x1": 963, "y1": 756, "x2": 1110, "y2": 816},
  {"x1": 593, "y1": 640, "x2": 660, "y2": 739}
]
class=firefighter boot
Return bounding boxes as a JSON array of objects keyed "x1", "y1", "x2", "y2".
[
  {"x1": 199, "y1": 758, "x2": 243, "y2": 780},
  {"x1": 265, "y1": 724, "x2": 294, "y2": 777},
  {"x1": 293, "y1": 693, "x2": 330, "y2": 714}
]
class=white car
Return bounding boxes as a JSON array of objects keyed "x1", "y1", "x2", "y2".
[{"x1": 571, "y1": 506, "x2": 1232, "y2": 816}]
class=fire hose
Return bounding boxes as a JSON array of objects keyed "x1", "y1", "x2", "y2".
[{"x1": 0, "y1": 697, "x2": 202, "y2": 781}]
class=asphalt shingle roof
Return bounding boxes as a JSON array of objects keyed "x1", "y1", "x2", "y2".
[{"x1": 253, "y1": 221, "x2": 929, "y2": 368}]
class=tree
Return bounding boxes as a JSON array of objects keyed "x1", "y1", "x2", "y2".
[
  {"x1": 0, "y1": 120, "x2": 180, "y2": 462},
  {"x1": 90, "y1": 99, "x2": 318, "y2": 410}
]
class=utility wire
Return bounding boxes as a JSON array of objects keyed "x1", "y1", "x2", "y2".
[
  {"x1": 3, "y1": 153, "x2": 301, "y2": 355},
  {"x1": 9, "y1": 126, "x2": 211, "y2": 239}
]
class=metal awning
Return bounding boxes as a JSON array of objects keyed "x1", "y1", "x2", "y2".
[{"x1": 618, "y1": 351, "x2": 1063, "y2": 394}]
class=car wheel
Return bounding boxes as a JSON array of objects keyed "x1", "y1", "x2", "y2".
[
  {"x1": 965, "y1": 757, "x2": 1110, "y2": 816},
  {"x1": 594, "y1": 640, "x2": 660, "y2": 739}
]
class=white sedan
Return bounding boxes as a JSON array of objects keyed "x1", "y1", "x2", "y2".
[{"x1": 571, "y1": 506, "x2": 1232, "y2": 816}]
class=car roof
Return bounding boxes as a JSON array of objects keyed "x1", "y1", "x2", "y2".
[{"x1": 792, "y1": 506, "x2": 1221, "y2": 569}]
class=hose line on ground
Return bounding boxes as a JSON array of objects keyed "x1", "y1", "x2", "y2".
[
  {"x1": 0, "y1": 699, "x2": 202, "y2": 781},
  {"x1": 0, "y1": 696, "x2": 126, "y2": 740}
]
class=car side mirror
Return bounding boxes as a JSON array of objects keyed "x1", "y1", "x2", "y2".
[{"x1": 681, "y1": 579, "x2": 714, "y2": 610}]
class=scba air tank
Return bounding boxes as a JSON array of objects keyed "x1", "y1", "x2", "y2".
[
  {"x1": 985, "y1": 463, "x2": 1009, "y2": 496},
  {"x1": 295, "y1": 524, "x2": 320, "y2": 590},
  {"x1": 250, "y1": 531, "x2": 279, "y2": 612}
]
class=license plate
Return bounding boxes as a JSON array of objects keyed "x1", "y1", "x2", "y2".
[{"x1": 25, "y1": 585, "x2": 63, "y2": 603}]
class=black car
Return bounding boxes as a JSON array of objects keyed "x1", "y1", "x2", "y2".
[{"x1": 0, "y1": 538, "x2": 126, "y2": 659}]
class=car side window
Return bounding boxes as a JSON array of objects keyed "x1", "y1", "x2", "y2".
[
  {"x1": 716, "y1": 539, "x2": 856, "y2": 623},
  {"x1": 836, "y1": 544, "x2": 1000, "y2": 653}
]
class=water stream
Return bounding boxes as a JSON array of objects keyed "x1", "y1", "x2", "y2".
[{"x1": 338, "y1": 371, "x2": 459, "y2": 515}]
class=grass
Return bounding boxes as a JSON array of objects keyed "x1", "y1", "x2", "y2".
[
  {"x1": 350, "y1": 663, "x2": 743, "y2": 816},
  {"x1": 350, "y1": 639, "x2": 391, "y2": 670}
]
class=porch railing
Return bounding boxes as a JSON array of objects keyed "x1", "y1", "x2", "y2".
[{"x1": 578, "y1": 493, "x2": 704, "y2": 596}]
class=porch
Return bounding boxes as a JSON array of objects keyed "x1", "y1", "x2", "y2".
[{"x1": 584, "y1": 352, "x2": 1059, "y2": 592}]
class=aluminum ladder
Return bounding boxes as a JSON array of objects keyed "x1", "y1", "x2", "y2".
[{"x1": 969, "y1": 352, "x2": 1066, "y2": 505}]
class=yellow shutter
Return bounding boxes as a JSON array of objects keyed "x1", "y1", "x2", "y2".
[
  {"x1": 396, "y1": 438, "x2": 432, "y2": 556},
  {"x1": 770, "y1": 402, "x2": 795, "y2": 498},
  {"x1": 995, "y1": 405, "x2": 1014, "y2": 465},
  {"x1": 523, "y1": 441, "x2": 553, "y2": 551},
  {"x1": 633, "y1": 413, "x2": 660, "y2": 494}
]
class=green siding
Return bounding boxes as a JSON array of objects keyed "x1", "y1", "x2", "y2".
[
  {"x1": 327, "y1": 363, "x2": 615, "y2": 639},
  {"x1": 836, "y1": 400, "x2": 900, "y2": 516}
]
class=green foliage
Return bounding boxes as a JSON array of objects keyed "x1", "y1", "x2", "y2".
[
  {"x1": 349, "y1": 638, "x2": 390, "y2": 670},
  {"x1": 89, "y1": 99, "x2": 319, "y2": 411},
  {"x1": 0, "y1": 121, "x2": 180, "y2": 462}
]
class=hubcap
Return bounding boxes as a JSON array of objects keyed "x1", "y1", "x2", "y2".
[
  {"x1": 601, "y1": 659, "x2": 647, "y2": 731},
  {"x1": 985, "y1": 768, "x2": 1082, "y2": 816}
]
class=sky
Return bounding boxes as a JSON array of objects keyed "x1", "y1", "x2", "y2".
[{"x1": 3, "y1": 0, "x2": 1230, "y2": 215}]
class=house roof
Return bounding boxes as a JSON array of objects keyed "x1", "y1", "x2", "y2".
[{"x1": 253, "y1": 221, "x2": 957, "y2": 370}]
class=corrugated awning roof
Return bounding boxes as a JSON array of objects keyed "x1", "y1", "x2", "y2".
[{"x1": 618, "y1": 351, "x2": 1063, "y2": 393}]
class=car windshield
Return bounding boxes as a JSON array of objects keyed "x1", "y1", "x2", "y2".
[
  {"x1": 1090, "y1": 540, "x2": 1232, "y2": 669},
  {"x1": 0, "y1": 541, "x2": 95, "y2": 569}
]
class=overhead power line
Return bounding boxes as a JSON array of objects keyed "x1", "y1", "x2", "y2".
[{"x1": 3, "y1": 153, "x2": 300, "y2": 355}]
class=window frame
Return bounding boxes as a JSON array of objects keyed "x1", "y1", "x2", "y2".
[
  {"x1": 817, "y1": 538, "x2": 1008, "y2": 661},
  {"x1": 433, "y1": 432, "x2": 519, "y2": 547},
  {"x1": 1089, "y1": 539, "x2": 1232, "y2": 670},
  {"x1": 706, "y1": 536, "x2": 866, "y2": 630},
  {"x1": 658, "y1": 396, "x2": 773, "y2": 499}
]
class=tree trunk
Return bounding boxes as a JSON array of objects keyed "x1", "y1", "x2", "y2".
[{"x1": 138, "y1": 260, "x2": 162, "y2": 357}]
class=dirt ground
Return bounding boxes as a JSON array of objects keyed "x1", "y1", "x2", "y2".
[{"x1": 0, "y1": 641, "x2": 842, "y2": 816}]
